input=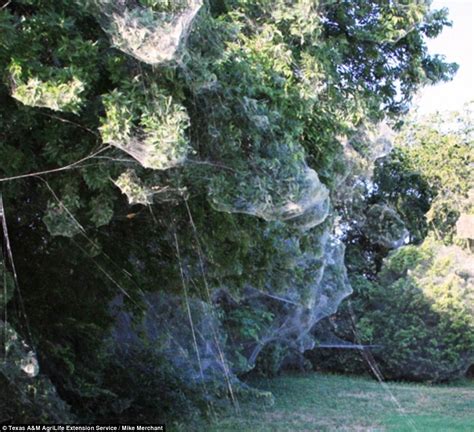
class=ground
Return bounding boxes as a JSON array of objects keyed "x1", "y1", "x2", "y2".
[{"x1": 209, "y1": 372, "x2": 474, "y2": 431}]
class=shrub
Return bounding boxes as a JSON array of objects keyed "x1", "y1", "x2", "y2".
[{"x1": 309, "y1": 240, "x2": 474, "y2": 382}]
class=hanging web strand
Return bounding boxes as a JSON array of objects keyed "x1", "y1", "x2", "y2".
[
  {"x1": 173, "y1": 232, "x2": 206, "y2": 382},
  {"x1": 348, "y1": 300, "x2": 419, "y2": 432},
  {"x1": 0, "y1": 192, "x2": 36, "y2": 355},
  {"x1": 2, "y1": 227, "x2": 8, "y2": 363},
  {"x1": 183, "y1": 198, "x2": 240, "y2": 411},
  {"x1": 0, "y1": 146, "x2": 111, "y2": 183}
]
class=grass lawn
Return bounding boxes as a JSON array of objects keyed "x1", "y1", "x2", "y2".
[{"x1": 209, "y1": 372, "x2": 474, "y2": 431}]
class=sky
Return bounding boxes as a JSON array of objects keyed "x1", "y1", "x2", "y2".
[{"x1": 415, "y1": 0, "x2": 474, "y2": 114}]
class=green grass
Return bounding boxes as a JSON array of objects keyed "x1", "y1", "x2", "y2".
[{"x1": 209, "y1": 372, "x2": 474, "y2": 431}]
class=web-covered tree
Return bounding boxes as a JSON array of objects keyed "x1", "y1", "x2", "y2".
[{"x1": 0, "y1": 0, "x2": 458, "y2": 423}]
